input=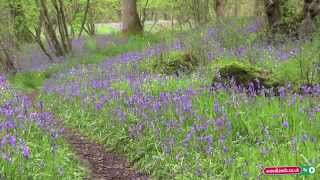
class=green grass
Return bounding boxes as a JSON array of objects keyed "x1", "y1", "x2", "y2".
[
  {"x1": 7, "y1": 20, "x2": 320, "y2": 179},
  {"x1": 0, "y1": 123, "x2": 86, "y2": 179},
  {"x1": 39, "y1": 48, "x2": 320, "y2": 179},
  {"x1": 0, "y1": 87, "x2": 86, "y2": 179},
  {"x1": 96, "y1": 24, "x2": 119, "y2": 35},
  {"x1": 41, "y1": 80, "x2": 320, "y2": 179},
  {"x1": 8, "y1": 72, "x2": 50, "y2": 92},
  {"x1": 9, "y1": 31, "x2": 174, "y2": 91},
  {"x1": 97, "y1": 32, "x2": 168, "y2": 57}
]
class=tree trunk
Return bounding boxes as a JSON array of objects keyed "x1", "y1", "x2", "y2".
[
  {"x1": 215, "y1": 0, "x2": 226, "y2": 17},
  {"x1": 0, "y1": 42, "x2": 17, "y2": 73},
  {"x1": 78, "y1": 0, "x2": 90, "y2": 38},
  {"x1": 264, "y1": 0, "x2": 281, "y2": 29},
  {"x1": 298, "y1": 0, "x2": 320, "y2": 37},
  {"x1": 33, "y1": 16, "x2": 53, "y2": 61},
  {"x1": 303, "y1": 0, "x2": 314, "y2": 18},
  {"x1": 39, "y1": 0, "x2": 65, "y2": 57},
  {"x1": 304, "y1": 0, "x2": 320, "y2": 19},
  {"x1": 85, "y1": 5, "x2": 96, "y2": 37},
  {"x1": 139, "y1": 0, "x2": 150, "y2": 29},
  {"x1": 51, "y1": 0, "x2": 72, "y2": 53},
  {"x1": 254, "y1": 0, "x2": 264, "y2": 16},
  {"x1": 9, "y1": 0, "x2": 34, "y2": 43},
  {"x1": 234, "y1": 0, "x2": 239, "y2": 16},
  {"x1": 122, "y1": 0, "x2": 143, "y2": 34}
]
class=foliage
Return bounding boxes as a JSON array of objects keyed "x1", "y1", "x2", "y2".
[
  {"x1": 0, "y1": 75, "x2": 86, "y2": 179},
  {"x1": 2, "y1": 0, "x2": 320, "y2": 179}
]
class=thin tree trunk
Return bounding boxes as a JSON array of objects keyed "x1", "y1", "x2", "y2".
[
  {"x1": 85, "y1": 7, "x2": 96, "y2": 36},
  {"x1": 139, "y1": 0, "x2": 149, "y2": 29},
  {"x1": 58, "y1": 0, "x2": 72, "y2": 51},
  {"x1": 53, "y1": 0, "x2": 69, "y2": 53},
  {"x1": 39, "y1": 0, "x2": 65, "y2": 57},
  {"x1": 51, "y1": 0, "x2": 72, "y2": 53},
  {"x1": 254, "y1": 0, "x2": 263, "y2": 16},
  {"x1": 78, "y1": 0, "x2": 90, "y2": 38},
  {"x1": 9, "y1": 0, "x2": 34, "y2": 43},
  {"x1": 33, "y1": 17, "x2": 53, "y2": 61}
]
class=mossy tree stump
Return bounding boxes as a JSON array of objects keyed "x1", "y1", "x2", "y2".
[
  {"x1": 152, "y1": 51, "x2": 198, "y2": 76},
  {"x1": 212, "y1": 62, "x2": 283, "y2": 93}
]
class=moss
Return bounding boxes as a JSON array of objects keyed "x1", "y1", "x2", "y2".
[
  {"x1": 150, "y1": 51, "x2": 198, "y2": 76},
  {"x1": 8, "y1": 71, "x2": 50, "y2": 91},
  {"x1": 212, "y1": 61, "x2": 284, "y2": 89}
]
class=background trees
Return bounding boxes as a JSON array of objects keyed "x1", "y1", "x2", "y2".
[{"x1": 0, "y1": 0, "x2": 320, "y2": 73}]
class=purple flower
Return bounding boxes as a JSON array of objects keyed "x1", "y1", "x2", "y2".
[
  {"x1": 248, "y1": 82, "x2": 257, "y2": 96},
  {"x1": 95, "y1": 103, "x2": 104, "y2": 111},
  {"x1": 4, "y1": 120, "x2": 15, "y2": 130},
  {"x1": 301, "y1": 85, "x2": 312, "y2": 94},
  {"x1": 278, "y1": 87, "x2": 286, "y2": 97},
  {"x1": 128, "y1": 123, "x2": 145, "y2": 139},
  {"x1": 115, "y1": 108, "x2": 127, "y2": 122},
  {"x1": 92, "y1": 80, "x2": 103, "y2": 89},
  {"x1": 1, "y1": 136, "x2": 7, "y2": 147},
  {"x1": 215, "y1": 117, "x2": 225, "y2": 130},
  {"x1": 153, "y1": 101, "x2": 162, "y2": 112},
  {"x1": 1, "y1": 103, "x2": 14, "y2": 117},
  {"x1": 234, "y1": 47, "x2": 247, "y2": 57},
  {"x1": 282, "y1": 121, "x2": 289, "y2": 128},
  {"x1": 214, "y1": 100, "x2": 221, "y2": 114},
  {"x1": 277, "y1": 50, "x2": 291, "y2": 60},
  {"x1": 23, "y1": 146, "x2": 30, "y2": 158},
  {"x1": 223, "y1": 146, "x2": 229, "y2": 153},
  {"x1": 200, "y1": 135, "x2": 213, "y2": 155},
  {"x1": 0, "y1": 75, "x2": 7, "y2": 87},
  {"x1": 181, "y1": 95, "x2": 192, "y2": 112},
  {"x1": 9, "y1": 136, "x2": 16, "y2": 146},
  {"x1": 183, "y1": 128, "x2": 195, "y2": 147}
]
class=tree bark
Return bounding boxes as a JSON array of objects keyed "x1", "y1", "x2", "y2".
[
  {"x1": 33, "y1": 16, "x2": 53, "y2": 61},
  {"x1": 122, "y1": 0, "x2": 143, "y2": 34},
  {"x1": 9, "y1": 0, "x2": 34, "y2": 43},
  {"x1": 85, "y1": 4, "x2": 96, "y2": 37},
  {"x1": 298, "y1": 0, "x2": 320, "y2": 37},
  {"x1": 254, "y1": 0, "x2": 264, "y2": 16},
  {"x1": 215, "y1": 0, "x2": 226, "y2": 17},
  {"x1": 51, "y1": 0, "x2": 72, "y2": 52},
  {"x1": 79, "y1": 0, "x2": 90, "y2": 38},
  {"x1": 264, "y1": 0, "x2": 281, "y2": 29},
  {"x1": 0, "y1": 42, "x2": 17, "y2": 73},
  {"x1": 304, "y1": 0, "x2": 320, "y2": 19},
  {"x1": 38, "y1": 0, "x2": 65, "y2": 57},
  {"x1": 139, "y1": 0, "x2": 149, "y2": 29},
  {"x1": 304, "y1": 0, "x2": 314, "y2": 18}
]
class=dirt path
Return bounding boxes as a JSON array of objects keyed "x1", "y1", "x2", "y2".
[
  {"x1": 25, "y1": 90, "x2": 148, "y2": 179},
  {"x1": 57, "y1": 121, "x2": 148, "y2": 180}
]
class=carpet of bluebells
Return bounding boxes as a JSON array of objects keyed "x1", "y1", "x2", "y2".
[
  {"x1": 38, "y1": 19, "x2": 320, "y2": 179},
  {"x1": 4, "y1": 18, "x2": 320, "y2": 179},
  {"x1": 0, "y1": 75, "x2": 85, "y2": 178}
]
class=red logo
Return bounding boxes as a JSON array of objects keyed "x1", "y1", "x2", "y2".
[{"x1": 263, "y1": 166, "x2": 302, "y2": 175}]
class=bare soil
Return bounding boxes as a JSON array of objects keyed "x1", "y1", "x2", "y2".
[{"x1": 58, "y1": 122, "x2": 149, "y2": 180}]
